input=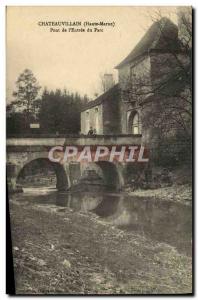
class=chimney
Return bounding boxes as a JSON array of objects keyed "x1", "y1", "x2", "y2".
[{"x1": 103, "y1": 74, "x2": 114, "y2": 92}]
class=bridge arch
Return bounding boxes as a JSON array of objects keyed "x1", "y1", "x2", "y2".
[
  {"x1": 82, "y1": 161, "x2": 124, "y2": 191},
  {"x1": 16, "y1": 158, "x2": 69, "y2": 191}
]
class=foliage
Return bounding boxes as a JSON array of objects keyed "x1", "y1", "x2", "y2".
[
  {"x1": 39, "y1": 88, "x2": 88, "y2": 134},
  {"x1": 7, "y1": 66, "x2": 89, "y2": 135},
  {"x1": 152, "y1": 132, "x2": 192, "y2": 167},
  {"x1": 12, "y1": 69, "x2": 41, "y2": 117},
  {"x1": 7, "y1": 112, "x2": 29, "y2": 134}
]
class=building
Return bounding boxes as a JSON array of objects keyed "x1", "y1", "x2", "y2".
[
  {"x1": 81, "y1": 83, "x2": 120, "y2": 135},
  {"x1": 81, "y1": 15, "x2": 191, "y2": 145}
]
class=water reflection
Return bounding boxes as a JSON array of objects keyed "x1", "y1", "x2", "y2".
[
  {"x1": 56, "y1": 192, "x2": 103, "y2": 212},
  {"x1": 11, "y1": 188, "x2": 192, "y2": 255}
]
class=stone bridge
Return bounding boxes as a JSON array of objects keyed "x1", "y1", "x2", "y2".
[{"x1": 7, "y1": 134, "x2": 144, "y2": 192}]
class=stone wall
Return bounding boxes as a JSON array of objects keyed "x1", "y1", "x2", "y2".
[
  {"x1": 81, "y1": 97, "x2": 121, "y2": 135},
  {"x1": 117, "y1": 51, "x2": 190, "y2": 143},
  {"x1": 118, "y1": 55, "x2": 151, "y2": 134},
  {"x1": 118, "y1": 55, "x2": 151, "y2": 92},
  {"x1": 150, "y1": 52, "x2": 181, "y2": 87},
  {"x1": 141, "y1": 51, "x2": 190, "y2": 145},
  {"x1": 102, "y1": 96, "x2": 121, "y2": 134}
]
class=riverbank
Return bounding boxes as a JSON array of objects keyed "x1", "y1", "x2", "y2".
[
  {"x1": 10, "y1": 198, "x2": 192, "y2": 295},
  {"x1": 124, "y1": 165, "x2": 192, "y2": 206},
  {"x1": 125, "y1": 184, "x2": 192, "y2": 206}
]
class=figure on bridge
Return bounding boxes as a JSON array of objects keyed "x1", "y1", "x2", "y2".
[{"x1": 88, "y1": 127, "x2": 94, "y2": 135}]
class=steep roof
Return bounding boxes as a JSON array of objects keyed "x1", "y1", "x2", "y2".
[
  {"x1": 81, "y1": 84, "x2": 120, "y2": 112},
  {"x1": 115, "y1": 17, "x2": 179, "y2": 69}
]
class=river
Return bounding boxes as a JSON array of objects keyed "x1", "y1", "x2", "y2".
[{"x1": 10, "y1": 187, "x2": 192, "y2": 256}]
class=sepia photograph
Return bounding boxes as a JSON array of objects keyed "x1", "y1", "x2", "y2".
[{"x1": 6, "y1": 6, "x2": 192, "y2": 295}]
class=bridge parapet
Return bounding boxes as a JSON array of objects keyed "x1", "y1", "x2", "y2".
[{"x1": 7, "y1": 134, "x2": 142, "y2": 147}]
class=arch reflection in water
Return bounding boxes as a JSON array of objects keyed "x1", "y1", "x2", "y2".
[
  {"x1": 53, "y1": 191, "x2": 191, "y2": 255},
  {"x1": 12, "y1": 189, "x2": 192, "y2": 255},
  {"x1": 55, "y1": 192, "x2": 103, "y2": 212}
]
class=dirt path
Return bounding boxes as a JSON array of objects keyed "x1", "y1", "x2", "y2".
[{"x1": 9, "y1": 199, "x2": 192, "y2": 295}]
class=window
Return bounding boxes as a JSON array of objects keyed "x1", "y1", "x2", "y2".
[
  {"x1": 130, "y1": 67, "x2": 136, "y2": 80},
  {"x1": 132, "y1": 113, "x2": 139, "y2": 134},
  {"x1": 85, "y1": 111, "x2": 90, "y2": 133},
  {"x1": 128, "y1": 111, "x2": 142, "y2": 135},
  {"x1": 95, "y1": 107, "x2": 99, "y2": 133},
  {"x1": 130, "y1": 67, "x2": 139, "y2": 97}
]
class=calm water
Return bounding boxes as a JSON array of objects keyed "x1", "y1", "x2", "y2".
[{"x1": 10, "y1": 187, "x2": 192, "y2": 256}]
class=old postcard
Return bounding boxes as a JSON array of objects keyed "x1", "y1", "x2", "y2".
[{"x1": 6, "y1": 6, "x2": 192, "y2": 295}]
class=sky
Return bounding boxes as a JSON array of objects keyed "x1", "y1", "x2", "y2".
[{"x1": 6, "y1": 6, "x2": 178, "y2": 102}]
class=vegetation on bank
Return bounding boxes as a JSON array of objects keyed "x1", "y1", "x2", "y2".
[
  {"x1": 124, "y1": 166, "x2": 192, "y2": 206},
  {"x1": 125, "y1": 184, "x2": 192, "y2": 206}
]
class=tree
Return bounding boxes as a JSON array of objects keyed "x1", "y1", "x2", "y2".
[
  {"x1": 7, "y1": 111, "x2": 29, "y2": 134},
  {"x1": 39, "y1": 88, "x2": 87, "y2": 134},
  {"x1": 12, "y1": 69, "x2": 41, "y2": 123}
]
